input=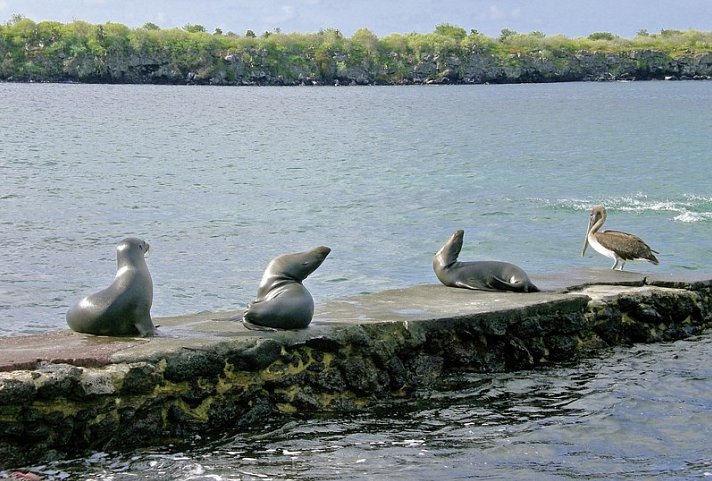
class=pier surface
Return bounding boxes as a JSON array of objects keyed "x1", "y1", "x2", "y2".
[{"x1": 1, "y1": 269, "x2": 711, "y2": 468}]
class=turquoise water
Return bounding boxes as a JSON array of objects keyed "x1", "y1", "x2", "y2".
[
  {"x1": 2, "y1": 81, "x2": 711, "y2": 336},
  {"x1": 2, "y1": 81, "x2": 712, "y2": 480}
]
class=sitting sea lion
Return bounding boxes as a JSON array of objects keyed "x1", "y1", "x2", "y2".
[
  {"x1": 242, "y1": 246, "x2": 331, "y2": 329},
  {"x1": 66, "y1": 237, "x2": 156, "y2": 336}
]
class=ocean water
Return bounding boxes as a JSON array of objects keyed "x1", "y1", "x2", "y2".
[
  {"x1": 2, "y1": 81, "x2": 711, "y2": 336},
  {"x1": 2, "y1": 81, "x2": 712, "y2": 479}
]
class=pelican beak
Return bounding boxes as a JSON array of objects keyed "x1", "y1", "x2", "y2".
[{"x1": 581, "y1": 216, "x2": 592, "y2": 256}]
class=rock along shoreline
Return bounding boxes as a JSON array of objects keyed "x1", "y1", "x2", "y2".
[
  {"x1": 2, "y1": 49, "x2": 711, "y2": 86},
  {"x1": 1, "y1": 268, "x2": 712, "y2": 469}
]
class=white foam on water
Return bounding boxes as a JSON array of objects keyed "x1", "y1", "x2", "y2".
[
  {"x1": 674, "y1": 211, "x2": 705, "y2": 223},
  {"x1": 548, "y1": 194, "x2": 712, "y2": 223}
]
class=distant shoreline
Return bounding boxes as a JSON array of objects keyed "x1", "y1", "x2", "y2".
[
  {"x1": 2, "y1": 18, "x2": 711, "y2": 86},
  {"x1": 1, "y1": 76, "x2": 710, "y2": 87}
]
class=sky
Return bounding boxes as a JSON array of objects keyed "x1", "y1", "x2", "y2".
[{"x1": 1, "y1": 0, "x2": 711, "y2": 39}]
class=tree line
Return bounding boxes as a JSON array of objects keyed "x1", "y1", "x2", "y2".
[{"x1": 1, "y1": 15, "x2": 711, "y2": 84}]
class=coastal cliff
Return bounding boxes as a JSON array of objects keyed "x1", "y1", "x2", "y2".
[
  {"x1": 1, "y1": 18, "x2": 711, "y2": 85},
  {"x1": 29, "y1": 46, "x2": 712, "y2": 86}
]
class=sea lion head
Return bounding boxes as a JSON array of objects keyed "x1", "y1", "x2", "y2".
[
  {"x1": 433, "y1": 229, "x2": 464, "y2": 269},
  {"x1": 272, "y1": 245, "x2": 331, "y2": 282},
  {"x1": 116, "y1": 237, "x2": 150, "y2": 267}
]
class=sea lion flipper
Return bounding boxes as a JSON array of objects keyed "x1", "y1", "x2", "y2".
[
  {"x1": 454, "y1": 281, "x2": 482, "y2": 291},
  {"x1": 135, "y1": 321, "x2": 156, "y2": 337},
  {"x1": 487, "y1": 275, "x2": 539, "y2": 292},
  {"x1": 487, "y1": 275, "x2": 517, "y2": 291},
  {"x1": 242, "y1": 318, "x2": 279, "y2": 332}
]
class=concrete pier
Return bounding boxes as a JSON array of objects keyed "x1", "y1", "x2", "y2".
[{"x1": 1, "y1": 269, "x2": 711, "y2": 468}]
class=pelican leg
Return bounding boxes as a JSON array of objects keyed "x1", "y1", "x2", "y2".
[{"x1": 611, "y1": 259, "x2": 625, "y2": 270}]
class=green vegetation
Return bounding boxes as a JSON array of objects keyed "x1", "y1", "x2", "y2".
[{"x1": 1, "y1": 15, "x2": 711, "y2": 84}]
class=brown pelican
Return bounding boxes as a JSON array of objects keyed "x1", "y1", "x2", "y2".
[{"x1": 581, "y1": 205, "x2": 659, "y2": 270}]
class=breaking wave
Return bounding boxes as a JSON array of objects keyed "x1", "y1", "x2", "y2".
[{"x1": 544, "y1": 193, "x2": 712, "y2": 223}]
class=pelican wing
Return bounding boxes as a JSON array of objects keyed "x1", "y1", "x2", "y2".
[{"x1": 598, "y1": 229, "x2": 659, "y2": 263}]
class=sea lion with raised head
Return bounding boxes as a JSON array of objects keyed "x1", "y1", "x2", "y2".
[
  {"x1": 433, "y1": 229, "x2": 539, "y2": 293},
  {"x1": 66, "y1": 237, "x2": 156, "y2": 336},
  {"x1": 242, "y1": 246, "x2": 331, "y2": 329}
]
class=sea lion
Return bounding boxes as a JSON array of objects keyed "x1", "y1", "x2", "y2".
[
  {"x1": 433, "y1": 229, "x2": 539, "y2": 293},
  {"x1": 242, "y1": 246, "x2": 331, "y2": 329},
  {"x1": 66, "y1": 237, "x2": 156, "y2": 336}
]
